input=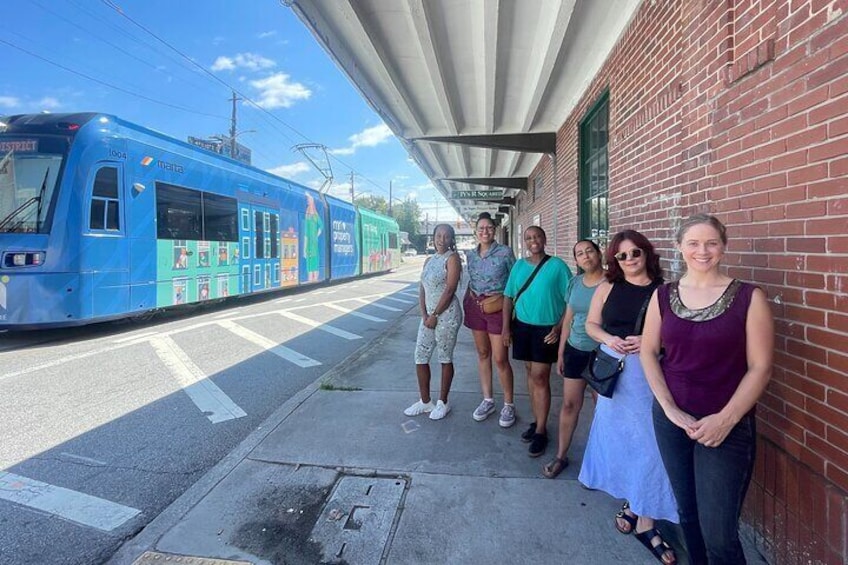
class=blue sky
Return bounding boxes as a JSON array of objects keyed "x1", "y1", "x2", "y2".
[{"x1": 0, "y1": 0, "x2": 458, "y2": 221}]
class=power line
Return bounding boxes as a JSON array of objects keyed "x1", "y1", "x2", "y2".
[{"x1": 0, "y1": 37, "x2": 226, "y2": 119}]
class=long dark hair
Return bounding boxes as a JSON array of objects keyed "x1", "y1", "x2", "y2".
[
  {"x1": 572, "y1": 239, "x2": 601, "y2": 275},
  {"x1": 604, "y1": 230, "x2": 662, "y2": 283},
  {"x1": 432, "y1": 223, "x2": 457, "y2": 252}
]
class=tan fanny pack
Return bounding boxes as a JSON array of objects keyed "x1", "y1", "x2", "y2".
[{"x1": 473, "y1": 292, "x2": 504, "y2": 314}]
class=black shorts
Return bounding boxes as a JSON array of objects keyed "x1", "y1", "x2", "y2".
[
  {"x1": 512, "y1": 319, "x2": 559, "y2": 364},
  {"x1": 562, "y1": 342, "x2": 594, "y2": 379}
]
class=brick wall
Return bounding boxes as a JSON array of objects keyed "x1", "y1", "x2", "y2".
[{"x1": 516, "y1": 0, "x2": 848, "y2": 562}]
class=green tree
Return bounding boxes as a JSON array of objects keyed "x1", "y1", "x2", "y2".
[
  {"x1": 353, "y1": 195, "x2": 388, "y2": 215},
  {"x1": 354, "y1": 195, "x2": 425, "y2": 250}
]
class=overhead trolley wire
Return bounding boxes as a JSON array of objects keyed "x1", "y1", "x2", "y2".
[
  {"x1": 0, "y1": 37, "x2": 227, "y2": 120},
  {"x1": 99, "y1": 0, "x2": 399, "y2": 201}
]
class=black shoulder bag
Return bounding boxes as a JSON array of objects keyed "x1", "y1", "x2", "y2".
[
  {"x1": 582, "y1": 290, "x2": 652, "y2": 398},
  {"x1": 511, "y1": 254, "x2": 551, "y2": 319}
]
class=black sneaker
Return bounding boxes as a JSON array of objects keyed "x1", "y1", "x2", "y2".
[
  {"x1": 521, "y1": 422, "x2": 536, "y2": 443},
  {"x1": 528, "y1": 433, "x2": 548, "y2": 458}
]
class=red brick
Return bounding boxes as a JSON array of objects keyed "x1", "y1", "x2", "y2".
[
  {"x1": 786, "y1": 237, "x2": 826, "y2": 252},
  {"x1": 807, "y1": 179, "x2": 845, "y2": 199},
  {"x1": 807, "y1": 255, "x2": 848, "y2": 274},
  {"x1": 786, "y1": 200, "x2": 828, "y2": 219},
  {"x1": 809, "y1": 138, "x2": 848, "y2": 162},
  {"x1": 828, "y1": 311, "x2": 848, "y2": 333}
]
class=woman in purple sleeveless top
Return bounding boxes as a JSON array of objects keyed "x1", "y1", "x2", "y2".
[{"x1": 641, "y1": 215, "x2": 774, "y2": 565}]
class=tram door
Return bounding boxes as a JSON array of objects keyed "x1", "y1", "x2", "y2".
[
  {"x1": 239, "y1": 204, "x2": 280, "y2": 294},
  {"x1": 80, "y1": 160, "x2": 129, "y2": 318}
]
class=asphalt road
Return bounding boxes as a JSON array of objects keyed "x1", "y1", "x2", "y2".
[{"x1": 0, "y1": 259, "x2": 422, "y2": 565}]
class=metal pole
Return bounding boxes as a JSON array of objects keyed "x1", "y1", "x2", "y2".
[
  {"x1": 229, "y1": 91, "x2": 240, "y2": 158},
  {"x1": 349, "y1": 171, "x2": 355, "y2": 202},
  {"x1": 550, "y1": 152, "x2": 558, "y2": 256},
  {"x1": 388, "y1": 180, "x2": 393, "y2": 215}
]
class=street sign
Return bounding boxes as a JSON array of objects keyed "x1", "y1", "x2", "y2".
[{"x1": 451, "y1": 189, "x2": 503, "y2": 199}]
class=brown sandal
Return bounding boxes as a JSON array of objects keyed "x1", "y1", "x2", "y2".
[{"x1": 542, "y1": 457, "x2": 568, "y2": 478}]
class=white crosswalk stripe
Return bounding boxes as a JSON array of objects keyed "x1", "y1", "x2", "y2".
[
  {"x1": 218, "y1": 319, "x2": 321, "y2": 367},
  {"x1": 382, "y1": 296, "x2": 415, "y2": 304},
  {"x1": 353, "y1": 298, "x2": 402, "y2": 312},
  {"x1": 0, "y1": 471, "x2": 140, "y2": 532},
  {"x1": 150, "y1": 336, "x2": 247, "y2": 423},
  {"x1": 324, "y1": 303, "x2": 386, "y2": 322},
  {"x1": 277, "y1": 311, "x2": 361, "y2": 340}
]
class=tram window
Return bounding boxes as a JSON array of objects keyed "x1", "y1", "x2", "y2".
[
  {"x1": 389, "y1": 232, "x2": 398, "y2": 249},
  {"x1": 156, "y1": 183, "x2": 201, "y2": 240},
  {"x1": 254, "y1": 210, "x2": 265, "y2": 259},
  {"x1": 270, "y1": 214, "x2": 279, "y2": 258},
  {"x1": 203, "y1": 193, "x2": 237, "y2": 241},
  {"x1": 90, "y1": 166, "x2": 120, "y2": 231}
]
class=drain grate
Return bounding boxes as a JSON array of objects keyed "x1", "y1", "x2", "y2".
[{"x1": 309, "y1": 475, "x2": 407, "y2": 564}]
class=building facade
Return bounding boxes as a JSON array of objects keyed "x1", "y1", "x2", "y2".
[{"x1": 511, "y1": 2, "x2": 847, "y2": 563}]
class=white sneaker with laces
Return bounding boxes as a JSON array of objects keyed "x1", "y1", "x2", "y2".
[
  {"x1": 429, "y1": 400, "x2": 451, "y2": 420},
  {"x1": 499, "y1": 404, "x2": 516, "y2": 428},
  {"x1": 472, "y1": 399, "x2": 496, "y2": 421},
  {"x1": 404, "y1": 399, "x2": 435, "y2": 416}
]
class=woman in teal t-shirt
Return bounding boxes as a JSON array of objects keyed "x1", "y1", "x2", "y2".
[
  {"x1": 502, "y1": 226, "x2": 572, "y2": 459},
  {"x1": 543, "y1": 239, "x2": 604, "y2": 479}
]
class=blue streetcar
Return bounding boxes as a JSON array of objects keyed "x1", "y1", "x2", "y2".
[{"x1": 0, "y1": 113, "x2": 400, "y2": 328}]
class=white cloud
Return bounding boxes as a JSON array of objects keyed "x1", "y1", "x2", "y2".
[
  {"x1": 331, "y1": 123, "x2": 394, "y2": 155},
  {"x1": 37, "y1": 97, "x2": 60, "y2": 109},
  {"x1": 249, "y1": 73, "x2": 311, "y2": 109},
  {"x1": 0, "y1": 96, "x2": 20, "y2": 108},
  {"x1": 211, "y1": 53, "x2": 276, "y2": 72},
  {"x1": 258, "y1": 30, "x2": 277, "y2": 39},
  {"x1": 267, "y1": 162, "x2": 311, "y2": 178}
]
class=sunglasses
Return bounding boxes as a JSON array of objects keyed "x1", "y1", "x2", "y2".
[{"x1": 614, "y1": 248, "x2": 643, "y2": 262}]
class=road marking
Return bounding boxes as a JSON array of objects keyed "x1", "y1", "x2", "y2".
[
  {"x1": 214, "y1": 309, "x2": 242, "y2": 319},
  {"x1": 0, "y1": 471, "x2": 140, "y2": 532},
  {"x1": 59, "y1": 453, "x2": 107, "y2": 467},
  {"x1": 400, "y1": 291, "x2": 419, "y2": 297},
  {"x1": 112, "y1": 331, "x2": 157, "y2": 343},
  {"x1": 382, "y1": 296, "x2": 415, "y2": 304},
  {"x1": 217, "y1": 320, "x2": 321, "y2": 368},
  {"x1": 277, "y1": 311, "x2": 361, "y2": 340},
  {"x1": 150, "y1": 337, "x2": 247, "y2": 423},
  {"x1": 324, "y1": 303, "x2": 386, "y2": 322},
  {"x1": 353, "y1": 298, "x2": 401, "y2": 312}
]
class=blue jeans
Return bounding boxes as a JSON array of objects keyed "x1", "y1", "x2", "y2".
[{"x1": 652, "y1": 401, "x2": 756, "y2": 565}]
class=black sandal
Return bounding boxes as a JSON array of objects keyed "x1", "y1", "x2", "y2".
[
  {"x1": 634, "y1": 528, "x2": 677, "y2": 565},
  {"x1": 614, "y1": 501, "x2": 637, "y2": 534},
  {"x1": 542, "y1": 457, "x2": 568, "y2": 479}
]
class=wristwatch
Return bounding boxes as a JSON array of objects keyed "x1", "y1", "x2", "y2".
[{"x1": 431, "y1": 311, "x2": 439, "y2": 318}]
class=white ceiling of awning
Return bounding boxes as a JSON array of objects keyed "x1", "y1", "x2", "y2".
[{"x1": 289, "y1": 0, "x2": 642, "y2": 221}]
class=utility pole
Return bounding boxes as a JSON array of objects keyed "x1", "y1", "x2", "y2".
[
  {"x1": 349, "y1": 171, "x2": 355, "y2": 203},
  {"x1": 229, "y1": 90, "x2": 241, "y2": 159},
  {"x1": 388, "y1": 180, "x2": 393, "y2": 215}
]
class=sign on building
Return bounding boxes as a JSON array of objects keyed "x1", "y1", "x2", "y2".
[{"x1": 452, "y1": 189, "x2": 503, "y2": 199}]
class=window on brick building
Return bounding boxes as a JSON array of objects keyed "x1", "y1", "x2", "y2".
[
  {"x1": 579, "y1": 92, "x2": 609, "y2": 251},
  {"x1": 533, "y1": 176, "x2": 542, "y2": 202}
]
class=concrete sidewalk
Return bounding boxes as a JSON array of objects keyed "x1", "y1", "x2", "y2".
[{"x1": 109, "y1": 298, "x2": 767, "y2": 565}]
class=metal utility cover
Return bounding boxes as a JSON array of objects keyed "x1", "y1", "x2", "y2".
[{"x1": 309, "y1": 476, "x2": 406, "y2": 564}]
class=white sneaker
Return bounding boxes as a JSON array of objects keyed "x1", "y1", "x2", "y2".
[
  {"x1": 404, "y1": 399, "x2": 435, "y2": 416},
  {"x1": 429, "y1": 400, "x2": 451, "y2": 420},
  {"x1": 498, "y1": 404, "x2": 516, "y2": 428},
  {"x1": 472, "y1": 399, "x2": 496, "y2": 421}
]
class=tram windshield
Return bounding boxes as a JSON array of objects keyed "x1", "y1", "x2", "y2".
[{"x1": 0, "y1": 138, "x2": 64, "y2": 233}]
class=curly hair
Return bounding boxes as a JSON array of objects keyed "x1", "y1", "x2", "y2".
[{"x1": 604, "y1": 230, "x2": 663, "y2": 283}]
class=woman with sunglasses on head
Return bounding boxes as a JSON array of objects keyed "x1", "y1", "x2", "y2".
[
  {"x1": 404, "y1": 223, "x2": 463, "y2": 421},
  {"x1": 579, "y1": 230, "x2": 678, "y2": 565},
  {"x1": 542, "y1": 239, "x2": 604, "y2": 479},
  {"x1": 502, "y1": 226, "x2": 573, "y2": 458},
  {"x1": 641, "y1": 215, "x2": 773, "y2": 565},
  {"x1": 463, "y1": 212, "x2": 518, "y2": 427}
]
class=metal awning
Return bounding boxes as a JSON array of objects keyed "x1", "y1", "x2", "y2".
[{"x1": 289, "y1": 0, "x2": 642, "y2": 221}]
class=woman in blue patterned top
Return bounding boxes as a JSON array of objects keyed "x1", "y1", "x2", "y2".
[{"x1": 463, "y1": 212, "x2": 517, "y2": 427}]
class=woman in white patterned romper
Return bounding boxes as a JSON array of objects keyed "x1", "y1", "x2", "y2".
[{"x1": 404, "y1": 224, "x2": 463, "y2": 420}]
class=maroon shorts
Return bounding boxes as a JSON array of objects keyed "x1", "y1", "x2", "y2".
[{"x1": 463, "y1": 291, "x2": 505, "y2": 335}]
